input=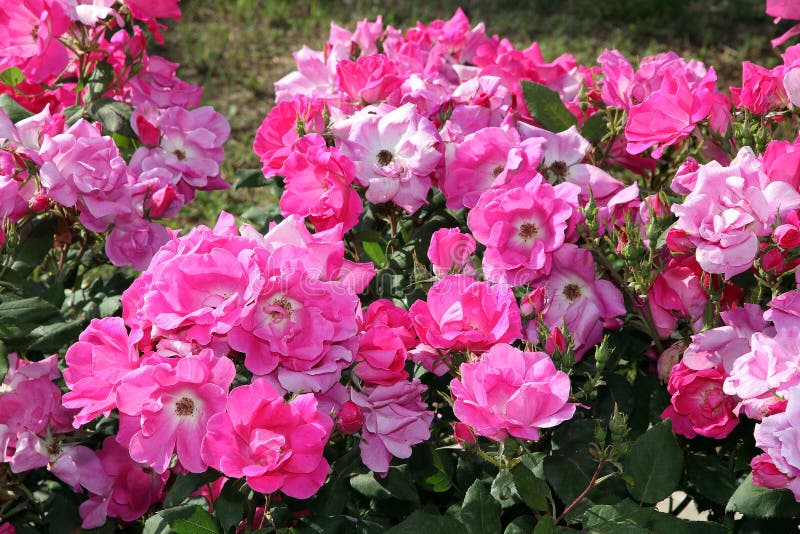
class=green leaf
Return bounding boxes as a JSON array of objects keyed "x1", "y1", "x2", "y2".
[
  {"x1": 9, "y1": 215, "x2": 56, "y2": 278},
  {"x1": 581, "y1": 111, "x2": 609, "y2": 144},
  {"x1": 213, "y1": 479, "x2": 247, "y2": 533},
  {"x1": 533, "y1": 516, "x2": 554, "y2": 534},
  {"x1": 503, "y1": 516, "x2": 536, "y2": 534},
  {"x1": 585, "y1": 500, "x2": 725, "y2": 534},
  {"x1": 62, "y1": 105, "x2": 85, "y2": 126},
  {"x1": 88, "y1": 98, "x2": 135, "y2": 137},
  {"x1": 85, "y1": 62, "x2": 114, "y2": 103},
  {"x1": 0, "y1": 67, "x2": 25, "y2": 87},
  {"x1": 363, "y1": 241, "x2": 387, "y2": 267},
  {"x1": 461, "y1": 480, "x2": 501, "y2": 534},
  {"x1": 144, "y1": 505, "x2": 221, "y2": 534},
  {"x1": 0, "y1": 340, "x2": 8, "y2": 384},
  {"x1": 0, "y1": 297, "x2": 60, "y2": 324},
  {"x1": 164, "y1": 471, "x2": 222, "y2": 508},
  {"x1": 512, "y1": 463, "x2": 549, "y2": 512},
  {"x1": 385, "y1": 510, "x2": 463, "y2": 534},
  {"x1": 624, "y1": 421, "x2": 683, "y2": 504},
  {"x1": 543, "y1": 454, "x2": 594, "y2": 504},
  {"x1": 350, "y1": 472, "x2": 392, "y2": 500},
  {"x1": 233, "y1": 168, "x2": 269, "y2": 189},
  {"x1": 582, "y1": 503, "x2": 650, "y2": 534},
  {"x1": 726, "y1": 473, "x2": 800, "y2": 518},
  {"x1": 521, "y1": 81, "x2": 577, "y2": 133},
  {"x1": 26, "y1": 319, "x2": 84, "y2": 353},
  {"x1": 490, "y1": 469, "x2": 518, "y2": 509},
  {"x1": 685, "y1": 454, "x2": 736, "y2": 506},
  {"x1": 0, "y1": 93, "x2": 33, "y2": 123}
]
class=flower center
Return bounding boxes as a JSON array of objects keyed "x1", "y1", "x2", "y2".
[
  {"x1": 518, "y1": 222, "x2": 539, "y2": 240},
  {"x1": 549, "y1": 160, "x2": 568, "y2": 179},
  {"x1": 492, "y1": 165, "x2": 504, "y2": 177},
  {"x1": 563, "y1": 283, "x2": 582, "y2": 301},
  {"x1": 269, "y1": 296, "x2": 294, "y2": 321},
  {"x1": 377, "y1": 149, "x2": 394, "y2": 166},
  {"x1": 31, "y1": 25, "x2": 39, "y2": 41},
  {"x1": 174, "y1": 397, "x2": 195, "y2": 417},
  {"x1": 173, "y1": 149, "x2": 187, "y2": 161}
]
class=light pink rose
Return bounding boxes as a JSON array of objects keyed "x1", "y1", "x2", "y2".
[
  {"x1": 201, "y1": 379, "x2": 333, "y2": 499},
  {"x1": 350, "y1": 379, "x2": 433, "y2": 474},
  {"x1": 115, "y1": 350, "x2": 235, "y2": 473},
  {"x1": 451, "y1": 344, "x2": 576, "y2": 441},
  {"x1": 751, "y1": 387, "x2": 800, "y2": 499},
  {"x1": 128, "y1": 56, "x2": 202, "y2": 109}
]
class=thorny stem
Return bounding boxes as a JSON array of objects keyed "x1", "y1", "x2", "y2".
[{"x1": 554, "y1": 459, "x2": 605, "y2": 525}]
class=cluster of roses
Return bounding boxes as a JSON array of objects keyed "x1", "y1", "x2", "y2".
[{"x1": 0, "y1": 0, "x2": 229, "y2": 269}]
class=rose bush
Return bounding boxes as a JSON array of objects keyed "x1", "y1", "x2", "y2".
[{"x1": 5, "y1": 2, "x2": 800, "y2": 532}]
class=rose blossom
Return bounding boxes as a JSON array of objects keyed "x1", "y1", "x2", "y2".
[
  {"x1": 660, "y1": 361, "x2": 739, "y2": 439},
  {"x1": 451, "y1": 344, "x2": 576, "y2": 441},
  {"x1": 427, "y1": 227, "x2": 476, "y2": 276},
  {"x1": 409, "y1": 275, "x2": 522, "y2": 353},
  {"x1": 201, "y1": 379, "x2": 333, "y2": 499}
]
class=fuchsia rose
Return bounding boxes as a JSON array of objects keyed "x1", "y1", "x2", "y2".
[
  {"x1": 353, "y1": 325, "x2": 408, "y2": 386},
  {"x1": 201, "y1": 379, "x2": 333, "y2": 499},
  {"x1": 427, "y1": 227, "x2": 476, "y2": 276},
  {"x1": 0, "y1": 0, "x2": 71, "y2": 84},
  {"x1": 409, "y1": 275, "x2": 522, "y2": 353},
  {"x1": 532, "y1": 244, "x2": 625, "y2": 358},
  {"x1": 762, "y1": 139, "x2": 800, "y2": 190},
  {"x1": 730, "y1": 62, "x2": 787, "y2": 115},
  {"x1": 333, "y1": 103, "x2": 442, "y2": 214},
  {"x1": 336, "y1": 54, "x2": 404, "y2": 103},
  {"x1": 62, "y1": 317, "x2": 142, "y2": 427},
  {"x1": 253, "y1": 95, "x2": 326, "y2": 177},
  {"x1": 451, "y1": 344, "x2": 576, "y2": 441},
  {"x1": 115, "y1": 350, "x2": 235, "y2": 473},
  {"x1": 648, "y1": 256, "x2": 708, "y2": 337},
  {"x1": 661, "y1": 361, "x2": 739, "y2": 439},
  {"x1": 336, "y1": 400, "x2": 364, "y2": 435},
  {"x1": 350, "y1": 379, "x2": 433, "y2": 474},
  {"x1": 672, "y1": 147, "x2": 800, "y2": 278},
  {"x1": 79, "y1": 436, "x2": 169, "y2": 529},
  {"x1": 752, "y1": 387, "x2": 800, "y2": 499},
  {"x1": 279, "y1": 134, "x2": 362, "y2": 232},
  {"x1": 362, "y1": 299, "x2": 416, "y2": 350},
  {"x1": 468, "y1": 173, "x2": 580, "y2": 285}
]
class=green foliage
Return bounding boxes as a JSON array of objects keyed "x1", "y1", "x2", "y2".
[
  {"x1": 624, "y1": 422, "x2": 684, "y2": 504},
  {"x1": 521, "y1": 81, "x2": 577, "y2": 133},
  {"x1": 726, "y1": 474, "x2": 800, "y2": 518}
]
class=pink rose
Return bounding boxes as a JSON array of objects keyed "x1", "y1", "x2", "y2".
[
  {"x1": 427, "y1": 227, "x2": 476, "y2": 276},
  {"x1": 201, "y1": 379, "x2": 333, "y2": 499},
  {"x1": 451, "y1": 344, "x2": 576, "y2": 441},
  {"x1": 353, "y1": 325, "x2": 408, "y2": 386},
  {"x1": 409, "y1": 275, "x2": 522, "y2": 353},
  {"x1": 661, "y1": 361, "x2": 738, "y2": 439},
  {"x1": 336, "y1": 400, "x2": 364, "y2": 435},
  {"x1": 336, "y1": 54, "x2": 404, "y2": 103},
  {"x1": 751, "y1": 387, "x2": 800, "y2": 499}
]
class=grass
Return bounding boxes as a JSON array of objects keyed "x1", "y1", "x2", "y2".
[{"x1": 157, "y1": 0, "x2": 781, "y2": 226}]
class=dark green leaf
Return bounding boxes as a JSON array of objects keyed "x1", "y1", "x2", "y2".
[
  {"x1": 533, "y1": 516, "x2": 554, "y2": 534},
  {"x1": 88, "y1": 98, "x2": 135, "y2": 137},
  {"x1": 164, "y1": 471, "x2": 222, "y2": 508},
  {"x1": 144, "y1": 505, "x2": 221, "y2": 534},
  {"x1": 582, "y1": 503, "x2": 650, "y2": 534},
  {"x1": 503, "y1": 516, "x2": 536, "y2": 534},
  {"x1": 385, "y1": 510, "x2": 463, "y2": 534},
  {"x1": 350, "y1": 472, "x2": 392, "y2": 500},
  {"x1": 62, "y1": 105, "x2": 85, "y2": 125},
  {"x1": 461, "y1": 480, "x2": 501, "y2": 534},
  {"x1": 521, "y1": 81, "x2": 577, "y2": 133},
  {"x1": 490, "y1": 469, "x2": 519, "y2": 509},
  {"x1": 726, "y1": 473, "x2": 800, "y2": 518},
  {"x1": 581, "y1": 111, "x2": 609, "y2": 144},
  {"x1": 85, "y1": 62, "x2": 114, "y2": 103},
  {"x1": 0, "y1": 93, "x2": 33, "y2": 123},
  {"x1": 624, "y1": 421, "x2": 683, "y2": 504},
  {"x1": 0, "y1": 297, "x2": 60, "y2": 324},
  {"x1": 686, "y1": 454, "x2": 736, "y2": 506},
  {"x1": 543, "y1": 454, "x2": 594, "y2": 504},
  {"x1": 9, "y1": 216, "x2": 56, "y2": 278},
  {"x1": 362, "y1": 241, "x2": 386, "y2": 267},
  {"x1": 0, "y1": 67, "x2": 24, "y2": 87},
  {"x1": 26, "y1": 319, "x2": 84, "y2": 353},
  {"x1": 213, "y1": 479, "x2": 247, "y2": 533},
  {"x1": 512, "y1": 463, "x2": 549, "y2": 512},
  {"x1": 0, "y1": 340, "x2": 8, "y2": 383},
  {"x1": 384, "y1": 467, "x2": 420, "y2": 503},
  {"x1": 234, "y1": 168, "x2": 269, "y2": 189}
]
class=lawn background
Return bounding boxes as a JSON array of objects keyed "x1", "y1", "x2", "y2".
[{"x1": 158, "y1": 0, "x2": 779, "y2": 226}]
